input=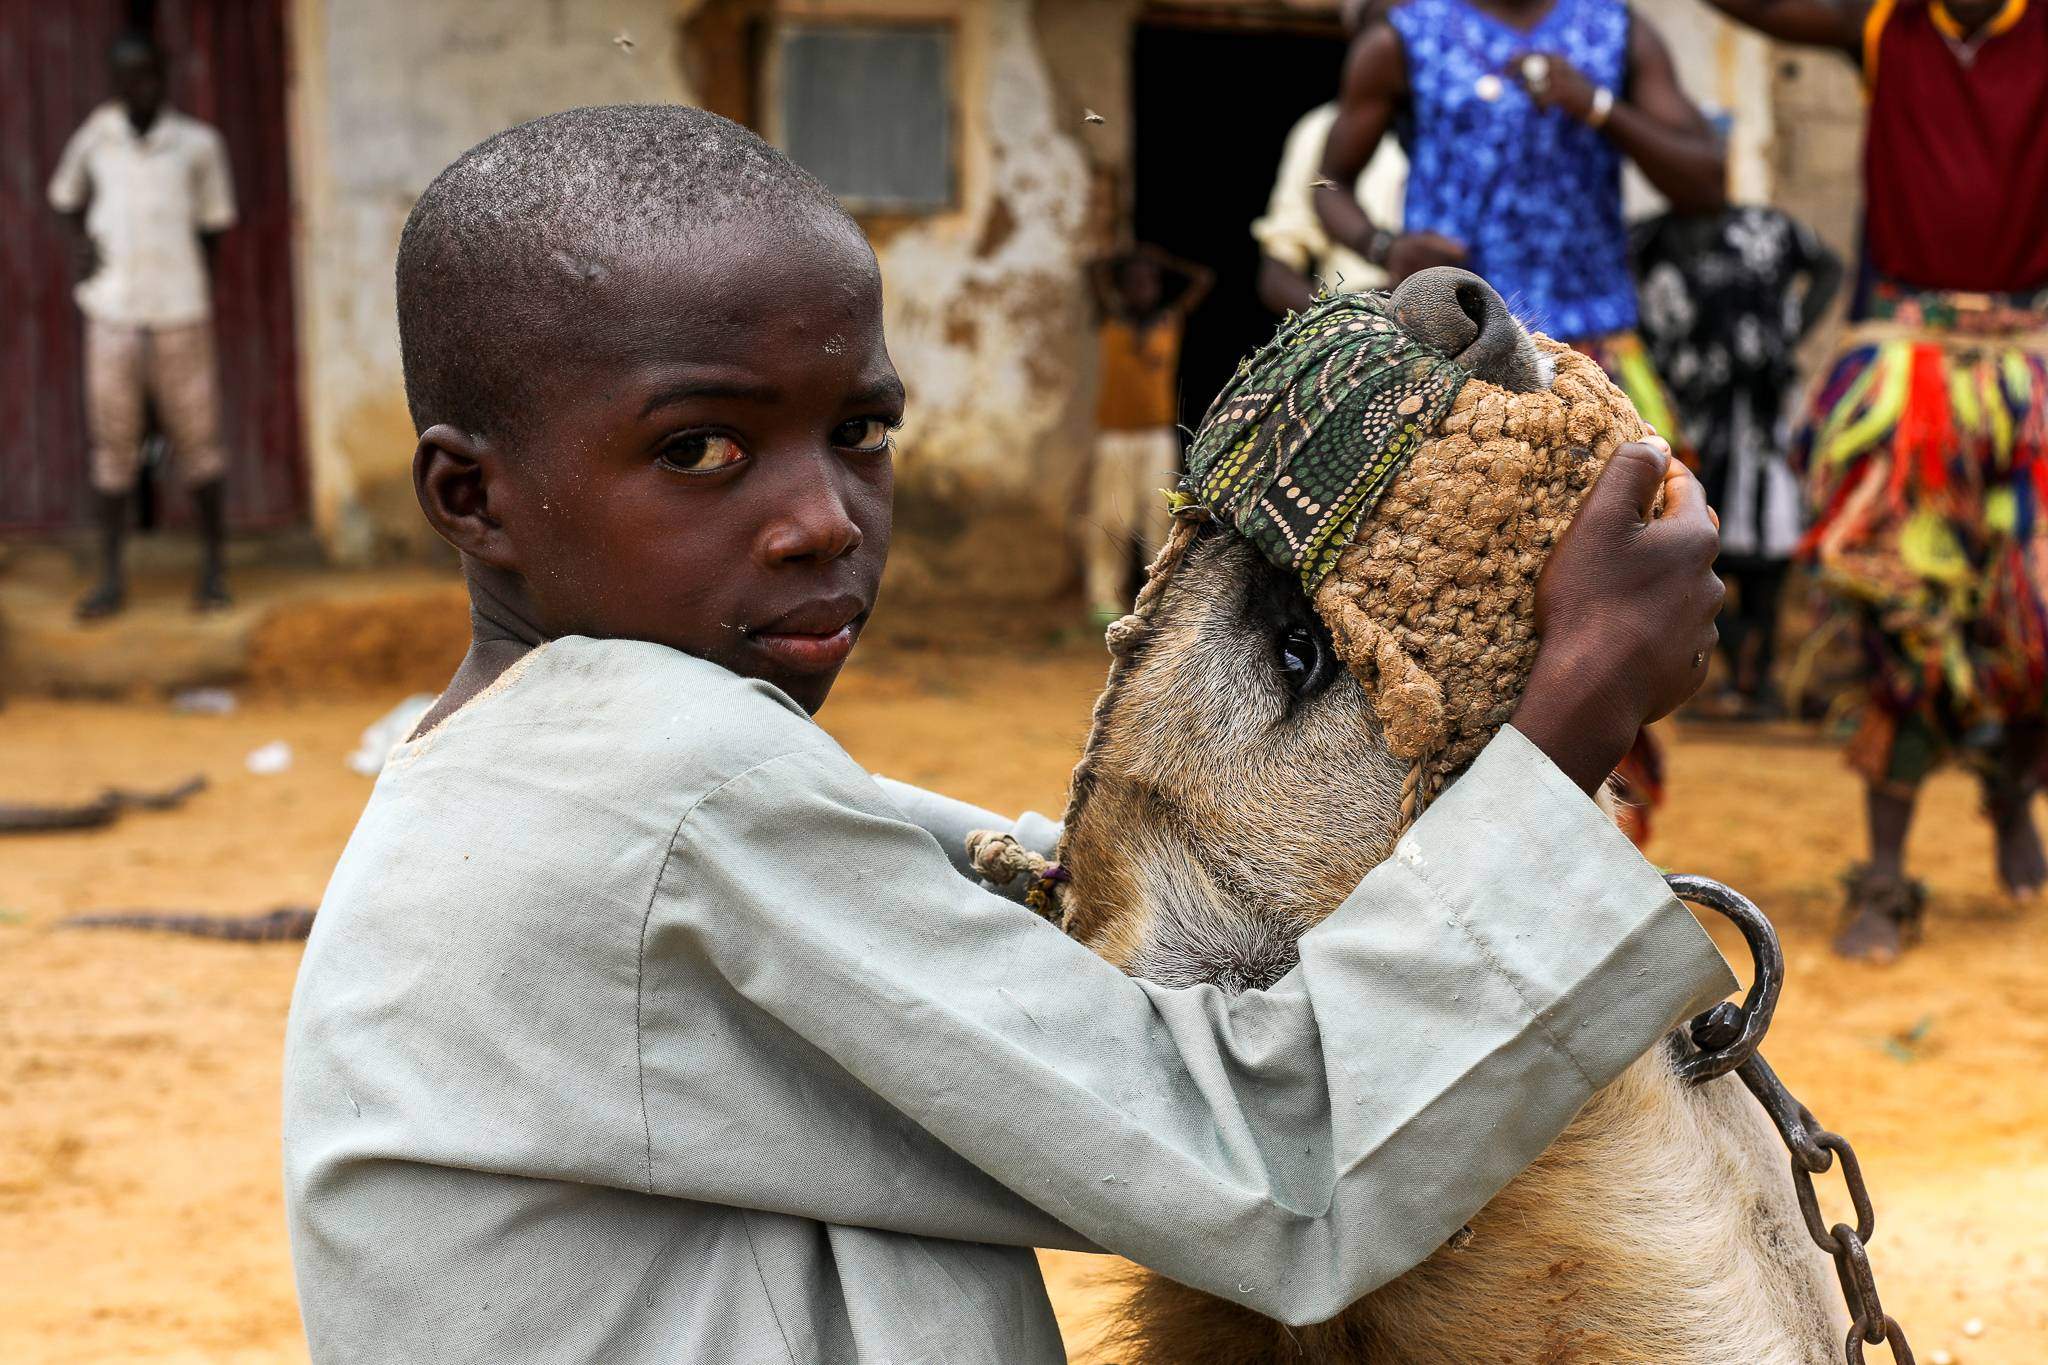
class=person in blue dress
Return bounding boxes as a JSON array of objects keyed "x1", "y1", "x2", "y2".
[
  {"x1": 1312, "y1": 0, "x2": 1725, "y2": 439},
  {"x1": 1310, "y1": 0, "x2": 1729, "y2": 843}
]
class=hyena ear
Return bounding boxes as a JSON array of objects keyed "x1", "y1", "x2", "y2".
[{"x1": 1318, "y1": 587, "x2": 1447, "y2": 761}]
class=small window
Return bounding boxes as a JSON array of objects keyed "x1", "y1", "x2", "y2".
[{"x1": 771, "y1": 21, "x2": 956, "y2": 215}]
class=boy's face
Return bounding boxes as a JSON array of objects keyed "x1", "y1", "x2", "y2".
[
  {"x1": 1120, "y1": 258, "x2": 1164, "y2": 316},
  {"x1": 113, "y1": 50, "x2": 166, "y2": 127},
  {"x1": 492, "y1": 221, "x2": 901, "y2": 713}
]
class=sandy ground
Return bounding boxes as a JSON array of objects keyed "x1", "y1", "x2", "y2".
[{"x1": 2, "y1": 634, "x2": 2044, "y2": 1364}]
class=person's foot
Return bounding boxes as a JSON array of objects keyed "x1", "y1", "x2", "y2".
[
  {"x1": 1989, "y1": 793, "x2": 2047, "y2": 902},
  {"x1": 192, "y1": 570, "x2": 233, "y2": 613},
  {"x1": 74, "y1": 580, "x2": 126, "y2": 622},
  {"x1": 1740, "y1": 685, "x2": 1786, "y2": 722},
  {"x1": 1833, "y1": 863, "x2": 1927, "y2": 964}
]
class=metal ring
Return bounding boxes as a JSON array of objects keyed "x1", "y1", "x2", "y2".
[{"x1": 1665, "y1": 874, "x2": 1785, "y2": 1085}]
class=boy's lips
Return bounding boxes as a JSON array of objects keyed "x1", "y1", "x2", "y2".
[{"x1": 747, "y1": 597, "x2": 868, "y2": 675}]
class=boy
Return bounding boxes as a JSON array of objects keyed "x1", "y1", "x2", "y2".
[
  {"x1": 1251, "y1": 0, "x2": 1406, "y2": 315},
  {"x1": 284, "y1": 106, "x2": 1731, "y2": 1362},
  {"x1": 1084, "y1": 242, "x2": 1210, "y2": 624}
]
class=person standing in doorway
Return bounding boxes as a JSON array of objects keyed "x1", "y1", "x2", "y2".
[
  {"x1": 1700, "y1": 0, "x2": 2048, "y2": 961},
  {"x1": 48, "y1": 32, "x2": 238, "y2": 620},
  {"x1": 1085, "y1": 244, "x2": 1212, "y2": 626}
]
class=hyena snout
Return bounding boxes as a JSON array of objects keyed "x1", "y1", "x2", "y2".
[{"x1": 1390, "y1": 266, "x2": 1552, "y2": 393}]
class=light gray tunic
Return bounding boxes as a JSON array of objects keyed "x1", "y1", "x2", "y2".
[{"x1": 282, "y1": 636, "x2": 1733, "y2": 1363}]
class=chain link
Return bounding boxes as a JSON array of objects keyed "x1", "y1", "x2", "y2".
[{"x1": 1664, "y1": 876, "x2": 1916, "y2": 1365}]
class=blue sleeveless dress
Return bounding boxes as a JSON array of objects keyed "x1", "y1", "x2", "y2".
[{"x1": 1390, "y1": 0, "x2": 1637, "y2": 341}]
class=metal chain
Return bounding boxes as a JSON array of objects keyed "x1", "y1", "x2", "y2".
[{"x1": 1664, "y1": 875, "x2": 1917, "y2": 1365}]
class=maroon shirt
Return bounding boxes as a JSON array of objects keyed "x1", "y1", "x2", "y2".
[{"x1": 1864, "y1": 0, "x2": 2048, "y2": 293}]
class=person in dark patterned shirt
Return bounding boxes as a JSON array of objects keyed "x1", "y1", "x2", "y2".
[{"x1": 1632, "y1": 206, "x2": 1844, "y2": 717}]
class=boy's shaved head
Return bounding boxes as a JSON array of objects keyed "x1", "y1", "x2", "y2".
[{"x1": 396, "y1": 104, "x2": 859, "y2": 437}]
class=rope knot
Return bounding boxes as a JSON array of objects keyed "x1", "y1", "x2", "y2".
[
  {"x1": 965, "y1": 830, "x2": 1067, "y2": 922},
  {"x1": 1103, "y1": 614, "x2": 1150, "y2": 657}
]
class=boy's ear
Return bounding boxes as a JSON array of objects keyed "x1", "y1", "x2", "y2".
[{"x1": 414, "y1": 424, "x2": 517, "y2": 570}]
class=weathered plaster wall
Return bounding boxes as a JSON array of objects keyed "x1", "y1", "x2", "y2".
[
  {"x1": 1034, "y1": 0, "x2": 1143, "y2": 239},
  {"x1": 1766, "y1": 43, "x2": 1863, "y2": 266},
  {"x1": 753, "y1": 0, "x2": 1100, "y2": 604},
  {"x1": 288, "y1": 0, "x2": 690, "y2": 563},
  {"x1": 290, "y1": 0, "x2": 1100, "y2": 606}
]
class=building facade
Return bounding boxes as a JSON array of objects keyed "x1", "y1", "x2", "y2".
[{"x1": 4, "y1": 0, "x2": 1864, "y2": 606}]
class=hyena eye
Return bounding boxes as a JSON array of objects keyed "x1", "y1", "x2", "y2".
[{"x1": 1275, "y1": 624, "x2": 1337, "y2": 701}]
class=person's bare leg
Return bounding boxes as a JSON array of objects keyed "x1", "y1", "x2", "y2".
[
  {"x1": 1836, "y1": 782, "x2": 1924, "y2": 963},
  {"x1": 191, "y1": 479, "x2": 231, "y2": 611},
  {"x1": 1987, "y1": 726, "x2": 2047, "y2": 900},
  {"x1": 75, "y1": 491, "x2": 129, "y2": 621}
]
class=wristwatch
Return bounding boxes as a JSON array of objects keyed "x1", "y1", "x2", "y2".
[
  {"x1": 1365, "y1": 226, "x2": 1397, "y2": 268},
  {"x1": 1588, "y1": 85, "x2": 1616, "y2": 129}
]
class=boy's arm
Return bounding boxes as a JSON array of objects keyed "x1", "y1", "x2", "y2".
[
  {"x1": 1254, "y1": 107, "x2": 1336, "y2": 314},
  {"x1": 48, "y1": 128, "x2": 99, "y2": 281},
  {"x1": 872, "y1": 775, "x2": 1060, "y2": 882},
  {"x1": 1793, "y1": 221, "x2": 1846, "y2": 342},
  {"x1": 638, "y1": 733, "x2": 1733, "y2": 1327}
]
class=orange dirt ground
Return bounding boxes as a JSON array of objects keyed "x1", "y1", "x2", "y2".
[{"x1": 2, "y1": 635, "x2": 2044, "y2": 1364}]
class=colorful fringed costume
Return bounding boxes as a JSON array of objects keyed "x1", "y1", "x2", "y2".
[
  {"x1": 1795, "y1": 0, "x2": 2048, "y2": 791},
  {"x1": 1799, "y1": 285, "x2": 2048, "y2": 787}
]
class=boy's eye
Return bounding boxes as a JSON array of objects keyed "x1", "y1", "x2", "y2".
[
  {"x1": 834, "y1": 417, "x2": 896, "y2": 454},
  {"x1": 659, "y1": 433, "x2": 747, "y2": 473}
]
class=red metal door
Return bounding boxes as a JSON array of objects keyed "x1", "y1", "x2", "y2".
[{"x1": 0, "y1": 0, "x2": 304, "y2": 533}]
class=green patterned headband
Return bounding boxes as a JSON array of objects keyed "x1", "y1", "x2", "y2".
[{"x1": 1185, "y1": 292, "x2": 1471, "y2": 594}]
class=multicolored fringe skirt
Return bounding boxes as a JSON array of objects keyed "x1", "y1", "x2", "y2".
[{"x1": 1797, "y1": 280, "x2": 2048, "y2": 788}]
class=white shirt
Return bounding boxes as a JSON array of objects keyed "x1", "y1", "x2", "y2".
[
  {"x1": 1252, "y1": 102, "x2": 1408, "y2": 295},
  {"x1": 47, "y1": 103, "x2": 236, "y2": 327}
]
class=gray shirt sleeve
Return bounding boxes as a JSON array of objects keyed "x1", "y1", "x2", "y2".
[
  {"x1": 638, "y1": 726, "x2": 1734, "y2": 1327},
  {"x1": 872, "y1": 775, "x2": 1061, "y2": 881}
]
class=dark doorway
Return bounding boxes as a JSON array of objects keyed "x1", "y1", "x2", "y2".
[
  {"x1": 0, "y1": 0, "x2": 305, "y2": 534},
  {"x1": 1131, "y1": 18, "x2": 1349, "y2": 432}
]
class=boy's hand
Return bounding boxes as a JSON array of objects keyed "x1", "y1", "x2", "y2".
[
  {"x1": 1511, "y1": 440, "x2": 1722, "y2": 795},
  {"x1": 69, "y1": 228, "x2": 101, "y2": 281}
]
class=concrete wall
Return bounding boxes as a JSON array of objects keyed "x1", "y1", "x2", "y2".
[
  {"x1": 287, "y1": 0, "x2": 692, "y2": 564},
  {"x1": 288, "y1": 0, "x2": 1105, "y2": 605},
  {"x1": 1766, "y1": 43, "x2": 1864, "y2": 266},
  {"x1": 783, "y1": 0, "x2": 1100, "y2": 604}
]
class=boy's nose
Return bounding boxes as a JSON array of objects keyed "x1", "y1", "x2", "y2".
[{"x1": 760, "y1": 468, "x2": 864, "y2": 566}]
